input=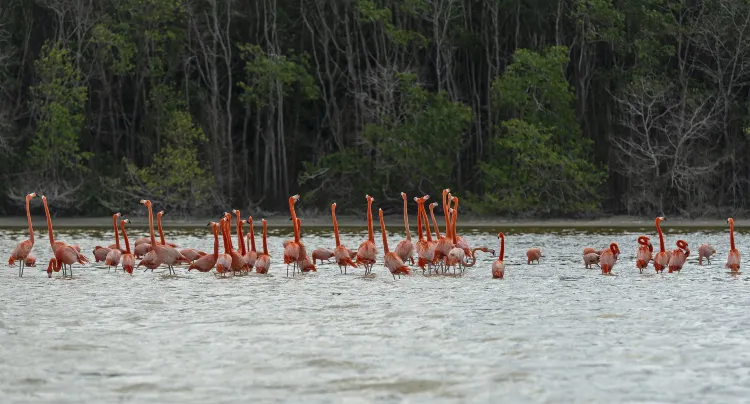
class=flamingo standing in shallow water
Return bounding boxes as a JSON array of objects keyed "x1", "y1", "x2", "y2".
[
  {"x1": 584, "y1": 253, "x2": 600, "y2": 269},
  {"x1": 668, "y1": 240, "x2": 690, "y2": 273},
  {"x1": 244, "y1": 217, "x2": 259, "y2": 270},
  {"x1": 297, "y1": 218, "x2": 317, "y2": 272},
  {"x1": 189, "y1": 222, "x2": 220, "y2": 273},
  {"x1": 255, "y1": 219, "x2": 271, "y2": 274},
  {"x1": 42, "y1": 195, "x2": 89, "y2": 278},
  {"x1": 120, "y1": 219, "x2": 135, "y2": 274},
  {"x1": 8, "y1": 193, "x2": 37, "y2": 277},
  {"x1": 93, "y1": 212, "x2": 121, "y2": 262},
  {"x1": 378, "y1": 208, "x2": 410, "y2": 279},
  {"x1": 526, "y1": 248, "x2": 542, "y2": 265},
  {"x1": 418, "y1": 196, "x2": 438, "y2": 273},
  {"x1": 653, "y1": 217, "x2": 668, "y2": 273},
  {"x1": 635, "y1": 236, "x2": 653, "y2": 273},
  {"x1": 140, "y1": 200, "x2": 188, "y2": 275},
  {"x1": 432, "y1": 202, "x2": 451, "y2": 266},
  {"x1": 356, "y1": 195, "x2": 378, "y2": 275},
  {"x1": 394, "y1": 192, "x2": 415, "y2": 265},
  {"x1": 698, "y1": 244, "x2": 716, "y2": 265},
  {"x1": 105, "y1": 217, "x2": 123, "y2": 271},
  {"x1": 283, "y1": 195, "x2": 302, "y2": 276},
  {"x1": 215, "y1": 218, "x2": 233, "y2": 277},
  {"x1": 446, "y1": 206, "x2": 467, "y2": 274},
  {"x1": 726, "y1": 218, "x2": 741, "y2": 272},
  {"x1": 414, "y1": 196, "x2": 435, "y2": 273},
  {"x1": 599, "y1": 243, "x2": 620, "y2": 275},
  {"x1": 331, "y1": 203, "x2": 358, "y2": 273},
  {"x1": 492, "y1": 233, "x2": 505, "y2": 279},
  {"x1": 311, "y1": 248, "x2": 334, "y2": 264},
  {"x1": 223, "y1": 212, "x2": 248, "y2": 274}
]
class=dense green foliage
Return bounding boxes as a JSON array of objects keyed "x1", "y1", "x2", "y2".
[{"x1": 0, "y1": 0, "x2": 748, "y2": 217}]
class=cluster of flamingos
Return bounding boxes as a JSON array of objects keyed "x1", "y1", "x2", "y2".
[{"x1": 6, "y1": 192, "x2": 743, "y2": 280}]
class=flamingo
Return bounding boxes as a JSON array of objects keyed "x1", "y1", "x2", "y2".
[
  {"x1": 24, "y1": 255, "x2": 37, "y2": 267},
  {"x1": 244, "y1": 216, "x2": 259, "y2": 270},
  {"x1": 653, "y1": 217, "x2": 668, "y2": 273},
  {"x1": 311, "y1": 248, "x2": 334, "y2": 264},
  {"x1": 189, "y1": 222, "x2": 220, "y2": 273},
  {"x1": 156, "y1": 211, "x2": 179, "y2": 248},
  {"x1": 233, "y1": 210, "x2": 250, "y2": 272},
  {"x1": 698, "y1": 244, "x2": 716, "y2": 265},
  {"x1": 492, "y1": 233, "x2": 505, "y2": 279},
  {"x1": 223, "y1": 212, "x2": 248, "y2": 274},
  {"x1": 394, "y1": 192, "x2": 415, "y2": 265},
  {"x1": 599, "y1": 243, "x2": 620, "y2": 275},
  {"x1": 446, "y1": 206, "x2": 467, "y2": 274},
  {"x1": 93, "y1": 212, "x2": 121, "y2": 262},
  {"x1": 215, "y1": 217, "x2": 233, "y2": 277},
  {"x1": 378, "y1": 208, "x2": 410, "y2": 279},
  {"x1": 461, "y1": 247, "x2": 494, "y2": 268},
  {"x1": 8, "y1": 193, "x2": 37, "y2": 277},
  {"x1": 418, "y1": 196, "x2": 438, "y2": 272},
  {"x1": 105, "y1": 217, "x2": 124, "y2": 271},
  {"x1": 635, "y1": 236, "x2": 653, "y2": 273},
  {"x1": 584, "y1": 253, "x2": 600, "y2": 269},
  {"x1": 526, "y1": 248, "x2": 542, "y2": 265},
  {"x1": 296, "y1": 218, "x2": 317, "y2": 273},
  {"x1": 449, "y1": 195, "x2": 471, "y2": 256},
  {"x1": 356, "y1": 195, "x2": 378, "y2": 275},
  {"x1": 331, "y1": 203, "x2": 358, "y2": 274},
  {"x1": 668, "y1": 240, "x2": 690, "y2": 273},
  {"x1": 120, "y1": 219, "x2": 135, "y2": 274},
  {"x1": 432, "y1": 202, "x2": 451, "y2": 265},
  {"x1": 283, "y1": 195, "x2": 302, "y2": 276},
  {"x1": 414, "y1": 196, "x2": 435, "y2": 273},
  {"x1": 726, "y1": 218, "x2": 741, "y2": 272},
  {"x1": 41, "y1": 195, "x2": 89, "y2": 278},
  {"x1": 254, "y1": 219, "x2": 271, "y2": 274},
  {"x1": 139, "y1": 200, "x2": 188, "y2": 275}
]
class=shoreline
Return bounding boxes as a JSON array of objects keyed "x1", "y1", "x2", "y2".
[{"x1": 0, "y1": 215, "x2": 744, "y2": 229}]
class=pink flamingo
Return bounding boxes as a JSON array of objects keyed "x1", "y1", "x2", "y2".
[
  {"x1": 311, "y1": 248, "x2": 334, "y2": 264},
  {"x1": 331, "y1": 203, "x2": 358, "y2": 273},
  {"x1": 584, "y1": 253, "x2": 600, "y2": 269},
  {"x1": 93, "y1": 212, "x2": 121, "y2": 262},
  {"x1": 222, "y1": 212, "x2": 248, "y2": 274},
  {"x1": 599, "y1": 243, "x2": 620, "y2": 275},
  {"x1": 24, "y1": 255, "x2": 37, "y2": 267},
  {"x1": 189, "y1": 222, "x2": 220, "y2": 273},
  {"x1": 415, "y1": 196, "x2": 436, "y2": 273},
  {"x1": 394, "y1": 192, "x2": 415, "y2": 265},
  {"x1": 255, "y1": 219, "x2": 271, "y2": 274},
  {"x1": 215, "y1": 218, "x2": 232, "y2": 277},
  {"x1": 698, "y1": 244, "x2": 716, "y2": 265},
  {"x1": 105, "y1": 217, "x2": 123, "y2": 271},
  {"x1": 233, "y1": 209, "x2": 250, "y2": 271},
  {"x1": 139, "y1": 200, "x2": 188, "y2": 275},
  {"x1": 449, "y1": 195, "x2": 471, "y2": 256},
  {"x1": 378, "y1": 208, "x2": 410, "y2": 279},
  {"x1": 283, "y1": 195, "x2": 302, "y2": 276},
  {"x1": 244, "y1": 217, "x2": 259, "y2": 269},
  {"x1": 432, "y1": 202, "x2": 452, "y2": 267},
  {"x1": 492, "y1": 233, "x2": 505, "y2": 279},
  {"x1": 41, "y1": 195, "x2": 89, "y2": 278},
  {"x1": 653, "y1": 217, "x2": 668, "y2": 273},
  {"x1": 726, "y1": 218, "x2": 741, "y2": 272},
  {"x1": 156, "y1": 211, "x2": 179, "y2": 248},
  {"x1": 356, "y1": 195, "x2": 378, "y2": 275},
  {"x1": 446, "y1": 207, "x2": 466, "y2": 274},
  {"x1": 668, "y1": 240, "x2": 690, "y2": 273},
  {"x1": 419, "y1": 196, "x2": 438, "y2": 272},
  {"x1": 297, "y1": 218, "x2": 317, "y2": 273},
  {"x1": 8, "y1": 193, "x2": 37, "y2": 277},
  {"x1": 120, "y1": 219, "x2": 135, "y2": 274},
  {"x1": 635, "y1": 236, "x2": 653, "y2": 273},
  {"x1": 526, "y1": 248, "x2": 542, "y2": 265}
]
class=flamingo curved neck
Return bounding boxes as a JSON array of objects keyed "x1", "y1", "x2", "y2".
[
  {"x1": 248, "y1": 218, "x2": 257, "y2": 252},
  {"x1": 422, "y1": 205, "x2": 433, "y2": 242},
  {"x1": 402, "y1": 197, "x2": 411, "y2": 241},
  {"x1": 656, "y1": 219, "x2": 665, "y2": 252},
  {"x1": 451, "y1": 199, "x2": 459, "y2": 244},
  {"x1": 442, "y1": 192, "x2": 450, "y2": 236},
  {"x1": 121, "y1": 221, "x2": 131, "y2": 254},
  {"x1": 26, "y1": 197, "x2": 34, "y2": 244},
  {"x1": 429, "y1": 206, "x2": 441, "y2": 239},
  {"x1": 261, "y1": 221, "x2": 268, "y2": 255},
  {"x1": 43, "y1": 198, "x2": 55, "y2": 247},
  {"x1": 730, "y1": 221, "x2": 736, "y2": 250},
  {"x1": 366, "y1": 199, "x2": 374, "y2": 243},
  {"x1": 113, "y1": 215, "x2": 120, "y2": 248},
  {"x1": 415, "y1": 201, "x2": 424, "y2": 241},
  {"x1": 332, "y1": 206, "x2": 341, "y2": 247},
  {"x1": 147, "y1": 205, "x2": 157, "y2": 247},
  {"x1": 212, "y1": 225, "x2": 219, "y2": 259},
  {"x1": 500, "y1": 236, "x2": 505, "y2": 261},
  {"x1": 235, "y1": 212, "x2": 246, "y2": 255},
  {"x1": 379, "y1": 210, "x2": 390, "y2": 254}
]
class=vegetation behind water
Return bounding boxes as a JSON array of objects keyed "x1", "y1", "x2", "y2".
[{"x1": 0, "y1": 0, "x2": 746, "y2": 218}]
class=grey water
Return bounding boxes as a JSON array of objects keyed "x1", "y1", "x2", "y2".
[{"x1": 1, "y1": 226, "x2": 748, "y2": 403}]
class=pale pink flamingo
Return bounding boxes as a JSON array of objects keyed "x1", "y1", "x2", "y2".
[
  {"x1": 446, "y1": 207, "x2": 466, "y2": 274},
  {"x1": 312, "y1": 248, "x2": 334, "y2": 264},
  {"x1": 394, "y1": 192, "x2": 415, "y2": 265},
  {"x1": 41, "y1": 195, "x2": 89, "y2": 278},
  {"x1": 432, "y1": 202, "x2": 452, "y2": 268},
  {"x1": 599, "y1": 243, "x2": 620, "y2": 275},
  {"x1": 356, "y1": 195, "x2": 378, "y2": 275},
  {"x1": 668, "y1": 240, "x2": 690, "y2": 273},
  {"x1": 296, "y1": 218, "x2": 316, "y2": 273},
  {"x1": 244, "y1": 216, "x2": 259, "y2": 269},
  {"x1": 635, "y1": 236, "x2": 653, "y2": 273},
  {"x1": 222, "y1": 212, "x2": 248, "y2": 274},
  {"x1": 233, "y1": 209, "x2": 249, "y2": 271},
  {"x1": 331, "y1": 203, "x2": 358, "y2": 273},
  {"x1": 378, "y1": 208, "x2": 410, "y2": 279},
  {"x1": 105, "y1": 218, "x2": 123, "y2": 271},
  {"x1": 526, "y1": 248, "x2": 542, "y2": 265},
  {"x1": 726, "y1": 218, "x2": 741, "y2": 272},
  {"x1": 462, "y1": 247, "x2": 494, "y2": 268},
  {"x1": 698, "y1": 244, "x2": 716, "y2": 265},
  {"x1": 139, "y1": 200, "x2": 188, "y2": 275},
  {"x1": 8, "y1": 192, "x2": 37, "y2": 277},
  {"x1": 189, "y1": 222, "x2": 220, "y2": 273},
  {"x1": 584, "y1": 253, "x2": 600, "y2": 269},
  {"x1": 283, "y1": 195, "x2": 302, "y2": 276},
  {"x1": 120, "y1": 219, "x2": 135, "y2": 274},
  {"x1": 419, "y1": 196, "x2": 438, "y2": 272},
  {"x1": 653, "y1": 217, "x2": 668, "y2": 273},
  {"x1": 449, "y1": 195, "x2": 471, "y2": 256},
  {"x1": 215, "y1": 217, "x2": 232, "y2": 277},
  {"x1": 93, "y1": 212, "x2": 121, "y2": 262},
  {"x1": 255, "y1": 219, "x2": 271, "y2": 274},
  {"x1": 492, "y1": 233, "x2": 505, "y2": 279},
  {"x1": 24, "y1": 255, "x2": 37, "y2": 267}
]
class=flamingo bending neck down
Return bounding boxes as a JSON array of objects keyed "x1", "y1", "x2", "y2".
[
  {"x1": 8, "y1": 193, "x2": 37, "y2": 277},
  {"x1": 653, "y1": 217, "x2": 668, "y2": 273},
  {"x1": 698, "y1": 244, "x2": 716, "y2": 265},
  {"x1": 356, "y1": 195, "x2": 378, "y2": 275},
  {"x1": 492, "y1": 233, "x2": 505, "y2": 279},
  {"x1": 394, "y1": 192, "x2": 415, "y2": 265},
  {"x1": 254, "y1": 219, "x2": 271, "y2": 274},
  {"x1": 189, "y1": 222, "x2": 220, "y2": 273},
  {"x1": 446, "y1": 205, "x2": 466, "y2": 274},
  {"x1": 296, "y1": 218, "x2": 317, "y2": 273},
  {"x1": 331, "y1": 203, "x2": 358, "y2": 274},
  {"x1": 599, "y1": 243, "x2": 620, "y2": 275},
  {"x1": 379, "y1": 208, "x2": 410, "y2": 279},
  {"x1": 668, "y1": 240, "x2": 690, "y2": 273},
  {"x1": 244, "y1": 216, "x2": 259, "y2": 270},
  {"x1": 726, "y1": 218, "x2": 741, "y2": 272},
  {"x1": 635, "y1": 236, "x2": 653, "y2": 273},
  {"x1": 120, "y1": 219, "x2": 135, "y2": 274},
  {"x1": 94, "y1": 212, "x2": 121, "y2": 262}
]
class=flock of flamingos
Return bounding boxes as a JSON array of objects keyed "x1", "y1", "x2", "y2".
[{"x1": 5, "y1": 190, "x2": 744, "y2": 280}]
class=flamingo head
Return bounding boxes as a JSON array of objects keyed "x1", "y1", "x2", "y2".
[
  {"x1": 122, "y1": 218, "x2": 130, "y2": 224},
  {"x1": 41, "y1": 195, "x2": 46, "y2": 202},
  {"x1": 400, "y1": 192, "x2": 406, "y2": 199},
  {"x1": 241, "y1": 219, "x2": 247, "y2": 225},
  {"x1": 366, "y1": 194, "x2": 373, "y2": 202},
  {"x1": 442, "y1": 189, "x2": 450, "y2": 197},
  {"x1": 677, "y1": 239, "x2": 689, "y2": 249},
  {"x1": 728, "y1": 218, "x2": 734, "y2": 225},
  {"x1": 422, "y1": 195, "x2": 430, "y2": 201},
  {"x1": 498, "y1": 232, "x2": 504, "y2": 239},
  {"x1": 158, "y1": 211, "x2": 165, "y2": 217},
  {"x1": 140, "y1": 199, "x2": 152, "y2": 207},
  {"x1": 262, "y1": 219, "x2": 267, "y2": 225},
  {"x1": 232, "y1": 209, "x2": 238, "y2": 214},
  {"x1": 289, "y1": 195, "x2": 300, "y2": 205},
  {"x1": 247, "y1": 216, "x2": 254, "y2": 225},
  {"x1": 430, "y1": 202, "x2": 438, "y2": 209},
  {"x1": 609, "y1": 243, "x2": 620, "y2": 255},
  {"x1": 26, "y1": 193, "x2": 37, "y2": 200}
]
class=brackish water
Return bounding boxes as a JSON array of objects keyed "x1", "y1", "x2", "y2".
[{"x1": 1, "y1": 227, "x2": 748, "y2": 403}]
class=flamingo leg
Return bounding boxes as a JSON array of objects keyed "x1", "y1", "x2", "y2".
[{"x1": 18, "y1": 260, "x2": 24, "y2": 277}]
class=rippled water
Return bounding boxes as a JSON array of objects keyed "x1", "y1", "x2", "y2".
[{"x1": 1, "y1": 226, "x2": 749, "y2": 403}]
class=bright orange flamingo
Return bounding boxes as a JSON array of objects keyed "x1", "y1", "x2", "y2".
[
  {"x1": 156, "y1": 211, "x2": 179, "y2": 248},
  {"x1": 599, "y1": 243, "x2": 620, "y2": 275},
  {"x1": 653, "y1": 217, "x2": 668, "y2": 273},
  {"x1": 223, "y1": 212, "x2": 248, "y2": 274},
  {"x1": 140, "y1": 200, "x2": 188, "y2": 275},
  {"x1": 105, "y1": 217, "x2": 123, "y2": 271},
  {"x1": 378, "y1": 208, "x2": 410, "y2": 279},
  {"x1": 120, "y1": 219, "x2": 135, "y2": 274},
  {"x1": 233, "y1": 209, "x2": 249, "y2": 272},
  {"x1": 635, "y1": 236, "x2": 653, "y2": 273},
  {"x1": 331, "y1": 203, "x2": 358, "y2": 274},
  {"x1": 283, "y1": 195, "x2": 302, "y2": 276},
  {"x1": 394, "y1": 192, "x2": 415, "y2": 265},
  {"x1": 668, "y1": 240, "x2": 690, "y2": 273},
  {"x1": 244, "y1": 217, "x2": 259, "y2": 270},
  {"x1": 526, "y1": 248, "x2": 542, "y2": 265},
  {"x1": 8, "y1": 192, "x2": 37, "y2": 277},
  {"x1": 492, "y1": 233, "x2": 505, "y2": 279},
  {"x1": 726, "y1": 218, "x2": 741, "y2": 272},
  {"x1": 189, "y1": 222, "x2": 220, "y2": 273},
  {"x1": 698, "y1": 244, "x2": 716, "y2": 265},
  {"x1": 254, "y1": 219, "x2": 271, "y2": 274},
  {"x1": 297, "y1": 218, "x2": 317, "y2": 273},
  {"x1": 215, "y1": 217, "x2": 232, "y2": 277},
  {"x1": 93, "y1": 212, "x2": 121, "y2": 262},
  {"x1": 41, "y1": 195, "x2": 89, "y2": 278},
  {"x1": 356, "y1": 195, "x2": 378, "y2": 275},
  {"x1": 449, "y1": 195, "x2": 471, "y2": 256}
]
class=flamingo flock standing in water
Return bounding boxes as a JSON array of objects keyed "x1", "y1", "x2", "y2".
[{"x1": 5, "y1": 192, "x2": 744, "y2": 280}]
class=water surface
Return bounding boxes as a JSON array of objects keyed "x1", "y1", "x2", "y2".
[{"x1": 1, "y1": 227, "x2": 748, "y2": 403}]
